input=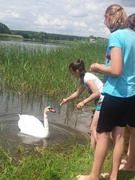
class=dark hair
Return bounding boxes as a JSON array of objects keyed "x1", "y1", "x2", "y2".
[
  {"x1": 128, "y1": 13, "x2": 135, "y2": 29},
  {"x1": 69, "y1": 59, "x2": 86, "y2": 83}
]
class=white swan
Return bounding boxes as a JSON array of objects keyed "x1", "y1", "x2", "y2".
[{"x1": 18, "y1": 106, "x2": 56, "y2": 138}]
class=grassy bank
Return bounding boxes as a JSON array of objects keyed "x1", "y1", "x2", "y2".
[
  {"x1": 0, "y1": 33, "x2": 23, "y2": 41},
  {"x1": 0, "y1": 144, "x2": 135, "y2": 180}
]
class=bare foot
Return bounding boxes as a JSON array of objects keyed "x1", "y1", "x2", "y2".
[
  {"x1": 76, "y1": 175, "x2": 90, "y2": 180},
  {"x1": 76, "y1": 174, "x2": 98, "y2": 180},
  {"x1": 121, "y1": 159, "x2": 127, "y2": 164},
  {"x1": 121, "y1": 155, "x2": 128, "y2": 164},
  {"x1": 101, "y1": 173, "x2": 110, "y2": 180},
  {"x1": 119, "y1": 163, "x2": 135, "y2": 171},
  {"x1": 101, "y1": 173, "x2": 118, "y2": 180}
]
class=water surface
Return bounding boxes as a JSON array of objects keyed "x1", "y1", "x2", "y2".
[{"x1": 0, "y1": 92, "x2": 92, "y2": 151}]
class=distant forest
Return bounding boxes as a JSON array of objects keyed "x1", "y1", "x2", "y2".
[
  {"x1": 0, "y1": 22, "x2": 105, "y2": 42},
  {"x1": 11, "y1": 30, "x2": 89, "y2": 42},
  {"x1": 0, "y1": 22, "x2": 89, "y2": 41}
]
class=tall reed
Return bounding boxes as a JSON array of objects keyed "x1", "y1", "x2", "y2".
[{"x1": 0, "y1": 40, "x2": 107, "y2": 101}]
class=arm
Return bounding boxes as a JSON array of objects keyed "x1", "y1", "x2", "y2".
[
  {"x1": 60, "y1": 85, "x2": 85, "y2": 105},
  {"x1": 77, "y1": 80, "x2": 100, "y2": 109},
  {"x1": 90, "y1": 47, "x2": 122, "y2": 76}
]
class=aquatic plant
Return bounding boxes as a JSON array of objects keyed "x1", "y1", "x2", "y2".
[{"x1": 0, "y1": 40, "x2": 106, "y2": 103}]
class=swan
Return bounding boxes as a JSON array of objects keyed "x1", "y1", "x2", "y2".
[{"x1": 18, "y1": 106, "x2": 56, "y2": 138}]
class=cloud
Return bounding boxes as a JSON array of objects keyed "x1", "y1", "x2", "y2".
[
  {"x1": 120, "y1": 0, "x2": 135, "y2": 7},
  {"x1": 0, "y1": 0, "x2": 135, "y2": 38},
  {"x1": 73, "y1": 21, "x2": 87, "y2": 28}
]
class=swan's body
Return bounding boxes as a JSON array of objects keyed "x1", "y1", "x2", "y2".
[{"x1": 18, "y1": 106, "x2": 56, "y2": 138}]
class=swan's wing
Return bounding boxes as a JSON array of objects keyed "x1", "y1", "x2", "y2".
[{"x1": 18, "y1": 115, "x2": 43, "y2": 131}]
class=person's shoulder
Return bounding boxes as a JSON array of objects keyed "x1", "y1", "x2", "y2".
[
  {"x1": 109, "y1": 29, "x2": 130, "y2": 47},
  {"x1": 111, "y1": 29, "x2": 130, "y2": 36},
  {"x1": 84, "y1": 72, "x2": 93, "y2": 80},
  {"x1": 85, "y1": 72, "x2": 91, "y2": 75},
  {"x1": 85, "y1": 72, "x2": 94, "y2": 77},
  {"x1": 85, "y1": 72, "x2": 98, "y2": 80}
]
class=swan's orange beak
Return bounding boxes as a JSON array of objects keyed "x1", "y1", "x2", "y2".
[{"x1": 49, "y1": 107, "x2": 56, "y2": 113}]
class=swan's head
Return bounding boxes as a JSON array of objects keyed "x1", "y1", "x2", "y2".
[{"x1": 44, "y1": 106, "x2": 56, "y2": 114}]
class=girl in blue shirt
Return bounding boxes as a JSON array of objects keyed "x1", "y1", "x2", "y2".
[
  {"x1": 119, "y1": 13, "x2": 135, "y2": 172},
  {"x1": 77, "y1": 4, "x2": 135, "y2": 180}
]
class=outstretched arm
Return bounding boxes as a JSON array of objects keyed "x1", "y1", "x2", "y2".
[
  {"x1": 60, "y1": 85, "x2": 85, "y2": 105},
  {"x1": 77, "y1": 80, "x2": 100, "y2": 109}
]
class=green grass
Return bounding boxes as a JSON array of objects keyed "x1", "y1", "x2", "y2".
[{"x1": 0, "y1": 144, "x2": 135, "y2": 180}]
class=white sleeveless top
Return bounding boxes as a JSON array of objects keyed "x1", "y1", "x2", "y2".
[{"x1": 83, "y1": 72, "x2": 104, "y2": 103}]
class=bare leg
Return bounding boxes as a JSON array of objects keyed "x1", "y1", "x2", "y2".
[
  {"x1": 121, "y1": 127, "x2": 130, "y2": 164},
  {"x1": 90, "y1": 111, "x2": 99, "y2": 148},
  {"x1": 108, "y1": 127, "x2": 125, "y2": 180},
  {"x1": 76, "y1": 132, "x2": 110, "y2": 180},
  {"x1": 119, "y1": 127, "x2": 135, "y2": 171}
]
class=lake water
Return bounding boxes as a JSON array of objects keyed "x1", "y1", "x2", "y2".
[
  {"x1": 0, "y1": 40, "x2": 92, "y2": 152},
  {"x1": 0, "y1": 91, "x2": 91, "y2": 151},
  {"x1": 0, "y1": 40, "x2": 129, "y2": 155},
  {"x1": 0, "y1": 40, "x2": 62, "y2": 50}
]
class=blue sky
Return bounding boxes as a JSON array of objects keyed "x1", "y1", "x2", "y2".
[{"x1": 0, "y1": 0, "x2": 135, "y2": 38}]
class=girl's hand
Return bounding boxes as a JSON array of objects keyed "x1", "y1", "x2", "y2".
[
  {"x1": 77, "y1": 102, "x2": 85, "y2": 109},
  {"x1": 60, "y1": 98, "x2": 67, "y2": 106},
  {"x1": 90, "y1": 63, "x2": 100, "y2": 72}
]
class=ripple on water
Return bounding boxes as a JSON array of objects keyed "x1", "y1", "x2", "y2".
[{"x1": 0, "y1": 115, "x2": 90, "y2": 151}]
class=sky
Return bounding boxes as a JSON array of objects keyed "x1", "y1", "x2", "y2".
[{"x1": 0, "y1": 0, "x2": 135, "y2": 38}]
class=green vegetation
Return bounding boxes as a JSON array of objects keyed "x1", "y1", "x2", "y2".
[
  {"x1": 0, "y1": 40, "x2": 134, "y2": 180},
  {"x1": 0, "y1": 22, "x2": 11, "y2": 34},
  {"x1": 11, "y1": 30, "x2": 90, "y2": 42},
  {"x1": 0, "y1": 21, "x2": 107, "y2": 43},
  {"x1": 0, "y1": 23, "x2": 23, "y2": 41},
  {"x1": 0, "y1": 40, "x2": 106, "y2": 103},
  {"x1": 0, "y1": 144, "x2": 135, "y2": 180},
  {"x1": 0, "y1": 21, "x2": 90, "y2": 42},
  {"x1": 0, "y1": 33, "x2": 23, "y2": 41}
]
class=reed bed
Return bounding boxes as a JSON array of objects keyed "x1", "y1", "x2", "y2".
[{"x1": 0, "y1": 40, "x2": 106, "y2": 102}]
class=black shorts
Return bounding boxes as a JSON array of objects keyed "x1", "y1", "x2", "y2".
[{"x1": 97, "y1": 94, "x2": 135, "y2": 133}]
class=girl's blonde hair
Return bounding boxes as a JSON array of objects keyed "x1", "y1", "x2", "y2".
[{"x1": 105, "y1": 4, "x2": 129, "y2": 32}]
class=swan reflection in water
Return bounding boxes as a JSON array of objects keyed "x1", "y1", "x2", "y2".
[{"x1": 17, "y1": 132, "x2": 48, "y2": 146}]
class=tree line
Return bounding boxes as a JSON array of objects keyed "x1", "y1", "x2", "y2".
[{"x1": 0, "y1": 22, "x2": 89, "y2": 42}]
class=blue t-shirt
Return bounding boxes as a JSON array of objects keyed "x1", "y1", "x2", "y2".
[{"x1": 102, "y1": 29, "x2": 135, "y2": 98}]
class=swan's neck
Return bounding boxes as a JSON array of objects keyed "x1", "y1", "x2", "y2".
[{"x1": 44, "y1": 113, "x2": 48, "y2": 128}]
